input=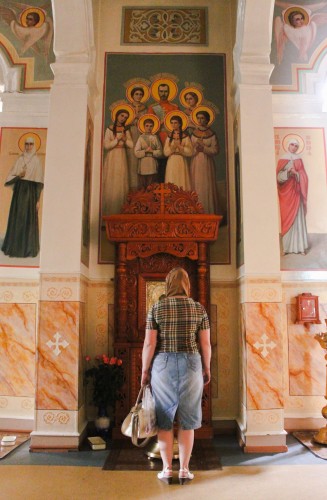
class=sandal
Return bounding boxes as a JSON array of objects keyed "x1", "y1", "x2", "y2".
[
  {"x1": 157, "y1": 466, "x2": 173, "y2": 485},
  {"x1": 179, "y1": 468, "x2": 194, "y2": 485}
]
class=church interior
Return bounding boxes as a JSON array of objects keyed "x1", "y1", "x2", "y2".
[{"x1": 0, "y1": 0, "x2": 327, "y2": 497}]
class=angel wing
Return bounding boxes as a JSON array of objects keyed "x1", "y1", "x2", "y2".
[
  {"x1": 0, "y1": 6, "x2": 16, "y2": 25},
  {"x1": 311, "y1": 12, "x2": 327, "y2": 25},
  {"x1": 11, "y1": 21, "x2": 51, "y2": 55},
  {"x1": 274, "y1": 15, "x2": 288, "y2": 64}
]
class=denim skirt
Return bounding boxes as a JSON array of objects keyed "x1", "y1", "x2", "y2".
[{"x1": 151, "y1": 352, "x2": 203, "y2": 430}]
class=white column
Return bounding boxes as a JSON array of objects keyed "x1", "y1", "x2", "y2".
[
  {"x1": 30, "y1": 0, "x2": 95, "y2": 450},
  {"x1": 234, "y1": 0, "x2": 286, "y2": 452}
]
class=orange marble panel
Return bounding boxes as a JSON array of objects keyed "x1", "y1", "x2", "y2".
[
  {"x1": 78, "y1": 302, "x2": 85, "y2": 407},
  {"x1": 37, "y1": 301, "x2": 80, "y2": 410},
  {"x1": 0, "y1": 303, "x2": 36, "y2": 396},
  {"x1": 244, "y1": 303, "x2": 283, "y2": 410},
  {"x1": 288, "y1": 304, "x2": 325, "y2": 396}
]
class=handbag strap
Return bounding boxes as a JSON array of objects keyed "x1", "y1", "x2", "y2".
[{"x1": 135, "y1": 385, "x2": 145, "y2": 406}]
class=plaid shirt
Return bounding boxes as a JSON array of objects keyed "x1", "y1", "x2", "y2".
[{"x1": 146, "y1": 297, "x2": 210, "y2": 353}]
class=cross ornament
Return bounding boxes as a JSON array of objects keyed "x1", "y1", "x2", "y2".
[
  {"x1": 153, "y1": 183, "x2": 171, "y2": 213},
  {"x1": 46, "y1": 332, "x2": 69, "y2": 357},
  {"x1": 253, "y1": 333, "x2": 276, "y2": 359}
]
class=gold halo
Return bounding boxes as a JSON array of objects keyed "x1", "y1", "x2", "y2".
[
  {"x1": 18, "y1": 133, "x2": 41, "y2": 152},
  {"x1": 282, "y1": 134, "x2": 305, "y2": 154},
  {"x1": 20, "y1": 8, "x2": 45, "y2": 28},
  {"x1": 110, "y1": 103, "x2": 135, "y2": 126},
  {"x1": 179, "y1": 87, "x2": 203, "y2": 108},
  {"x1": 283, "y1": 7, "x2": 309, "y2": 27},
  {"x1": 137, "y1": 114, "x2": 160, "y2": 134},
  {"x1": 151, "y1": 78, "x2": 178, "y2": 102},
  {"x1": 164, "y1": 110, "x2": 189, "y2": 132},
  {"x1": 191, "y1": 105, "x2": 215, "y2": 127},
  {"x1": 126, "y1": 82, "x2": 150, "y2": 104}
]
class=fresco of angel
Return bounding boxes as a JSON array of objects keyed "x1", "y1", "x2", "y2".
[
  {"x1": 0, "y1": 1, "x2": 53, "y2": 59},
  {"x1": 274, "y1": 1, "x2": 327, "y2": 63}
]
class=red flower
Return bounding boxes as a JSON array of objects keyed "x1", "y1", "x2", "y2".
[
  {"x1": 117, "y1": 359, "x2": 123, "y2": 366},
  {"x1": 85, "y1": 355, "x2": 91, "y2": 362},
  {"x1": 109, "y1": 357, "x2": 117, "y2": 365},
  {"x1": 103, "y1": 356, "x2": 110, "y2": 364}
]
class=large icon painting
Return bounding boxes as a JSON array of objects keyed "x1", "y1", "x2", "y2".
[
  {"x1": 99, "y1": 53, "x2": 229, "y2": 265},
  {"x1": 0, "y1": 127, "x2": 47, "y2": 267}
]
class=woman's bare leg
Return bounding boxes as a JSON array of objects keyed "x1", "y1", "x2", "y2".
[
  {"x1": 157, "y1": 429, "x2": 174, "y2": 469},
  {"x1": 177, "y1": 428, "x2": 194, "y2": 469}
]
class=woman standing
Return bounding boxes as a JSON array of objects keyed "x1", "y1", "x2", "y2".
[
  {"x1": 164, "y1": 112, "x2": 193, "y2": 190},
  {"x1": 190, "y1": 107, "x2": 220, "y2": 214},
  {"x1": 141, "y1": 267, "x2": 211, "y2": 485},
  {"x1": 102, "y1": 105, "x2": 134, "y2": 215}
]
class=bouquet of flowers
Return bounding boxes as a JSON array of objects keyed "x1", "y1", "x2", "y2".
[{"x1": 85, "y1": 354, "x2": 124, "y2": 412}]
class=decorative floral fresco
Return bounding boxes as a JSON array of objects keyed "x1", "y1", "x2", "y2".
[
  {"x1": 0, "y1": 0, "x2": 54, "y2": 89},
  {"x1": 122, "y1": 7, "x2": 207, "y2": 45}
]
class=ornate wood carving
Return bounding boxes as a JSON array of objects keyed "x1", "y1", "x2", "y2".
[
  {"x1": 105, "y1": 184, "x2": 221, "y2": 438},
  {"x1": 122, "y1": 183, "x2": 205, "y2": 214},
  {"x1": 126, "y1": 242, "x2": 198, "y2": 260},
  {"x1": 104, "y1": 183, "x2": 221, "y2": 245}
]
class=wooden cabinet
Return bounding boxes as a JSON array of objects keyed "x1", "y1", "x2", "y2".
[
  {"x1": 296, "y1": 293, "x2": 321, "y2": 324},
  {"x1": 104, "y1": 183, "x2": 222, "y2": 438}
]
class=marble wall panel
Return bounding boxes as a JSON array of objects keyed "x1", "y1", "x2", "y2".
[
  {"x1": 0, "y1": 303, "x2": 36, "y2": 397},
  {"x1": 288, "y1": 304, "x2": 325, "y2": 396},
  {"x1": 244, "y1": 302, "x2": 283, "y2": 410},
  {"x1": 37, "y1": 301, "x2": 80, "y2": 410},
  {"x1": 78, "y1": 302, "x2": 86, "y2": 407}
]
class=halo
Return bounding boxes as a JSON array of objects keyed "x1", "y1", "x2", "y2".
[
  {"x1": 164, "y1": 110, "x2": 189, "y2": 132},
  {"x1": 20, "y1": 8, "x2": 45, "y2": 28},
  {"x1": 191, "y1": 105, "x2": 215, "y2": 127},
  {"x1": 282, "y1": 134, "x2": 305, "y2": 154},
  {"x1": 151, "y1": 78, "x2": 178, "y2": 102},
  {"x1": 137, "y1": 114, "x2": 160, "y2": 134},
  {"x1": 179, "y1": 87, "x2": 204, "y2": 108},
  {"x1": 110, "y1": 103, "x2": 135, "y2": 126},
  {"x1": 126, "y1": 83, "x2": 150, "y2": 104},
  {"x1": 283, "y1": 7, "x2": 309, "y2": 27},
  {"x1": 18, "y1": 133, "x2": 41, "y2": 152}
]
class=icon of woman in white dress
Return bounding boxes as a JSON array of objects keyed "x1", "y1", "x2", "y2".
[
  {"x1": 163, "y1": 110, "x2": 193, "y2": 191},
  {"x1": 102, "y1": 103, "x2": 135, "y2": 215}
]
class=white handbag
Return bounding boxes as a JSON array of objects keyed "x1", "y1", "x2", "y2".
[{"x1": 121, "y1": 385, "x2": 158, "y2": 447}]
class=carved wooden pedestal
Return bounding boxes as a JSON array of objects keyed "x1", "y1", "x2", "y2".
[{"x1": 103, "y1": 183, "x2": 222, "y2": 438}]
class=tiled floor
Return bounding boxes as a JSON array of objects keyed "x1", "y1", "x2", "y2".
[
  {"x1": 1, "y1": 434, "x2": 327, "y2": 500},
  {"x1": 1, "y1": 434, "x2": 326, "y2": 467}
]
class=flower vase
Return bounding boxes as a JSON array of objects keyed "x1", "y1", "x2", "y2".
[{"x1": 95, "y1": 406, "x2": 110, "y2": 439}]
